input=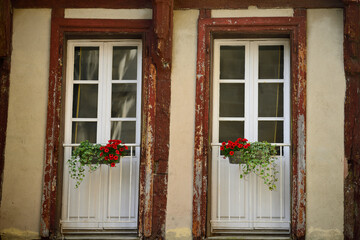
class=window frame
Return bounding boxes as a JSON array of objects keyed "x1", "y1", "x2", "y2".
[
  {"x1": 39, "y1": 16, "x2": 160, "y2": 238},
  {"x1": 192, "y1": 11, "x2": 307, "y2": 239},
  {"x1": 210, "y1": 39, "x2": 291, "y2": 232},
  {"x1": 61, "y1": 39, "x2": 143, "y2": 232}
]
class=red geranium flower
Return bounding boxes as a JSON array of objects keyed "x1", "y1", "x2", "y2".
[
  {"x1": 120, "y1": 148, "x2": 124, "y2": 152},
  {"x1": 229, "y1": 151, "x2": 234, "y2": 156},
  {"x1": 110, "y1": 162, "x2": 115, "y2": 167},
  {"x1": 116, "y1": 150, "x2": 120, "y2": 154},
  {"x1": 220, "y1": 146, "x2": 224, "y2": 151},
  {"x1": 222, "y1": 142, "x2": 226, "y2": 146},
  {"x1": 114, "y1": 155, "x2": 118, "y2": 160},
  {"x1": 104, "y1": 148, "x2": 109, "y2": 153}
]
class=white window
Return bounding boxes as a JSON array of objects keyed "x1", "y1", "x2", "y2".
[
  {"x1": 61, "y1": 40, "x2": 142, "y2": 233},
  {"x1": 211, "y1": 39, "x2": 291, "y2": 233}
]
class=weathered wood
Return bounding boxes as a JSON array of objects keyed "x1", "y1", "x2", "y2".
[
  {"x1": 175, "y1": 0, "x2": 343, "y2": 9},
  {"x1": 192, "y1": 13, "x2": 307, "y2": 239},
  {"x1": 0, "y1": 0, "x2": 12, "y2": 207},
  {"x1": 142, "y1": 0, "x2": 173, "y2": 238},
  {"x1": 12, "y1": 0, "x2": 152, "y2": 9},
  {"x1": 343, "y1": 1, "x2": 360, "y2": 240},
  {"x1": 11, "y1": 0, "x2": 344, "y2": 9}
]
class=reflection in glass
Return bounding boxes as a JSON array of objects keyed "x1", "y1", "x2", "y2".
[
  {"x1": 259, "y1": 46, "x2": 284, "y2": 79},
  {"x1": 111, "y1": 121, "x2": 136, "y2": 143},
  {"x1": 258, "y1": 121, "x2": 283, "y2": 143},
  {"x1": 112, "y1": 47, "x2": 137, "y2": 80},
  {"x1": 258, "y1": 83, "x2": 283, "y2": 117},
  {"x1": 220, "y1": 83, "x2": 244, "y2": 117},
  {"x1": 219, "y1": 121, "x2": 244, "y2": 143},
  {"x1": 220, "y1": 46, "x2": 245, "y2": 79},
  {"x1": 72, "y1": 122, "x2": 97, "y2": 143},
  {"x1": 72, "y1": 84, "x2": 98, "y2": 118},
  {"x1": 74, "y1": 47, "x2": 99, "y2": 80},
  {"x1": 111, "y1": 84, "x2": 137, "y2": 118}
]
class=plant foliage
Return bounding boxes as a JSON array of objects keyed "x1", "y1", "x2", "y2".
[{"x1": 221, "y1": 138, "x2": 278, "y2": 191}]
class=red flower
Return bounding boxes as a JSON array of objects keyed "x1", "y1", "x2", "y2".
[
  {"x1": 100, "y1": 152, "x2": 103, "y2": 156},
  {"x1": 125, "y1": 146, "x2": 128, "y2": 150},
  {"x1": 243, "y1": 138, "x2": 248, "y2": 142},
  {"x1": 109, "y1": 154, "x2": 113, "y2": 158},
  {"x1": 113, "y1": 145, "x2": 117, "y2": 149},
  {"x1": 238, "y1": 144, "x2": 243, "y2": 148},
  {"x1": 230, "y1": 146, "x2": 234, "y2": 149},
  {"x1": 116, "y1": 150, "x2": 120, "y2": 154},
  {"x1": 104, "y1": 148, "x2": 109, "y2": 153},
  {"x1": 220, "y1": 146, "x2": 224, "y2": 151},
  {"x1": 105, "y1": 156, "x2": 109, "y2": 160},
  {"x1": 222, "y1": 142, "x2": 226, "y2": 146},
  {"x1": 229, "y1": 151, "x2": 234, "y2": 156},
  {"x1": 237, "y1": 138, "x2": 242, "y2": 142},
  {"x1": 110, "y1": 162, "x2": 115, "y2": 167},
  {"x1": 114, "y1": 155, "x2": 118, "y2": 160},
  {"x1": 120, "y1": 148, "x2": 124, "y2": 152}
]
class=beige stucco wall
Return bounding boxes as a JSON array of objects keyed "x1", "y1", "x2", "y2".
[
  {"x1": 0, "y1": 9, "x2": 51, "y2": 240},
  {"x1": 166, "y1": 10, "x2": 199, "y2": 240},
  {"x1": 306, "y1": 9, "x2": 345, "y2": 240},
  {"x1": 64, "y1": 8, "x2": 152, "y2": 19}
]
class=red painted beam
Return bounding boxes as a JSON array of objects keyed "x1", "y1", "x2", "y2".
[
  {"x1": 174, "y1": 0, "x2": 343, "y2": 9},
  {"x1": 343, "y1": 1, "x2": 360, "y2": 239},
  {"x1": 12, "y1": 0, "x2": 152, "y2": 9},
  {"x1": 11, "y1": 0, "x2": 344, "y2": 9}
]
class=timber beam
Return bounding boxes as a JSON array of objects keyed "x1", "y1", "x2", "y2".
[
  {"x1": 343, "y1": 1, "x2": 360, "y2": 240},
  {"x1": 0, "y1": 0, "x2": 12, "y2": 207}
]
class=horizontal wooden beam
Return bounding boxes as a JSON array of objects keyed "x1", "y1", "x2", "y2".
[
  {"x1": 11, "y1": 0, "x2": 152, "y2": 9},
  {"x1": 12, "y1": 0, "x2": 344, "y2": 9},
  {"x1": 174, "y1": 0, "x2": 344, "y2": 9}
]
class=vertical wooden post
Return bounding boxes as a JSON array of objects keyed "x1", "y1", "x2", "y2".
[
  {"x1": 343, "y1": 1, "x2": 360, "y2": 239},
  {"x1": 141, "y1": 0, "x2": 173, "y2": 238},
  {"x1": 0, "y1": 0, "x2": 12, "y2": 207}
]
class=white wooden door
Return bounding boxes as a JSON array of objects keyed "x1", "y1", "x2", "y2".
[
  {"x1": 211, "y1": 39, "x2": 291, "y2": 233},
  {"x1": 61, "y1": 40, "x2": 142, "y2": 232}
]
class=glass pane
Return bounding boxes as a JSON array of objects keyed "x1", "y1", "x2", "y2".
[
  {"x1": 71, "y1": 122, "x2": 97, "y2": 143},
  {"x1": 219, "y1": 121, "x2": 244, "y2": 143},
  {"x1": 72, "y1": 84, "x2": 98, "y2": 118},
  {"x1": 258, "y1": 83, "x2": 283, "y2": 117},
  {"x1": 74, "y1": 47, "x2": 99, "y2": 80},
  {"x1": 111, "y1": 84, "x2": 137, "y2": 118},
  {"x1": 259, "y1": 45, "x2": 284, "y2": 79},
  {"x1": 112, "y1": 47, "x2": 138, "y2": 80},
  {"x1": 258, "y1": 121, "x2": 283, "y2": 143},
  {"x1": 220, "y1": 83, "x2": 244, "y2": 117},
  {"x1": 111, "y1": 121, "x2": 136, "y2": 143},
  {"x1": 220, "y1": 46, "x2": 245, "y2": 79}
]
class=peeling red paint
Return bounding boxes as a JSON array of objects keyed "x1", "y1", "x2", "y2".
[
  {"x1": 192, "y1": 12, "x2": 307, "y2": 239},
  {"x1": 174, "y1": 0, "x2": 343, "y2": 9},
  {"x1": 11, "y1": 0, "x2": 344, "y2": 9},
  {"x1": 343, "y1": 1, "x2": 360, "y2": 239}
]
